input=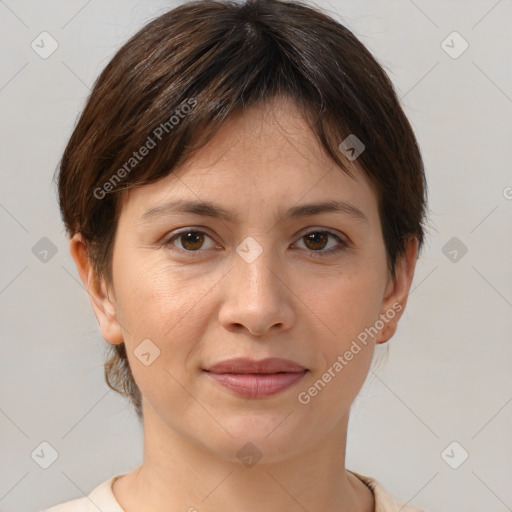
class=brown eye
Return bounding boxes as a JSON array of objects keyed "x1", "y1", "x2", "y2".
[
  {"x1": 164, "y1": 230, "x2": 217, "y2": 252},
  {"x1": 179, "y1": 231, "x2": 205, "y2": 251},
  {"x1": 295, "y1": 230, "x2": 348, "y2": 257},
  {"x1": 303, "y1": 232, "x2": 329, "y2": 251}
]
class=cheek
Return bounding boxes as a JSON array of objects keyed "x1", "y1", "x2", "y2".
[
  {"x1": 308, "y1": 267, "x2": 386, "y2": 344},
  {"x1": 113, "y1": 255, "x2": 199, "y2": 324},
  {"x1": 112, "y1": 255, "x2": 216, "y2": 368},
  {"x1": 110, "y1": 257, "x2": 202, "y2": 411},
  {"x1": 296, "y1": 274, "x2": 382, "y2": 415}
]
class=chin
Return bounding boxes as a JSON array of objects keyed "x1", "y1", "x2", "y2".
[{"x1": 200, "y1": 417, "x2": 308, "y2": 465}]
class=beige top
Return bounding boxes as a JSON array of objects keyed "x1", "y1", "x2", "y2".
[{"x1": 43, "y1": 471, "x2": 424, "y2": 512}]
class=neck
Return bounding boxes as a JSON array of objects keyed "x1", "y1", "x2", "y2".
[{"x1": 113, "y1": 404, "x2": 374, "y2": 512}]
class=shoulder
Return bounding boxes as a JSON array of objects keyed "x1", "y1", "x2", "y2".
[
  {"x1": 41, "y1": 476, "x2": 124, "y2": 512},
  {"x1": 350, "y1": 471, "x2": 425, "y2": 512}
]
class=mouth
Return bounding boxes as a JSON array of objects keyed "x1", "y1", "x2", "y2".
[{"x1": 203, "y1": 357, "x2": 308, "y2": 398}]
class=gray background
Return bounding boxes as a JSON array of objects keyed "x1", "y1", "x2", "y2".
[{"x1": 1, "y1": 1, "x2": 511, "y2": 511}]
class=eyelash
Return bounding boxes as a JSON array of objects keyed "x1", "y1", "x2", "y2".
[{"x1": 161, "y1": 228, "x2": 348, "y2": 258}]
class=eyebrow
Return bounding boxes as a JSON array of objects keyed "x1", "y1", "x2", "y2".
[{"x1": 138, "y1": 199, "x2": 368, "y2": 224}]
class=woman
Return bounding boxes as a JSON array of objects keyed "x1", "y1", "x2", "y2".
[{"x1": 46, "y1": 0, "x2": 428, "y2": 510}]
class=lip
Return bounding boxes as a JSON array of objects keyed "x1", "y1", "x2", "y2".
[
  {"x1": 206, "y1": 357, "x2": 306, "y2": 374},
  {"x1": 203, "y1": 357, "x2": 308, "y2": 398}
]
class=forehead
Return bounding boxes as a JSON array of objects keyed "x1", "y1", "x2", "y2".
[{"x1": 119, "y1": 97, "x2": 380, "y2": 227}]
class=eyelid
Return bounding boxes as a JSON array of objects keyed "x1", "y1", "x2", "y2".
[
  {"x1": 294, "y1": 225, "x2": 349, "y2": 243},
  {"x1": 161, "y1": 227, "x2": 219, "y2": 251},
  {"x1": 296, "y1": 226, "x2": 346, "y2": 240},
  {"x1": 161, "y1": 226, "x2": 349, "y2": 255},
  {"x1": 292, "y1": 228, "x2": 348, "y2": 255}
]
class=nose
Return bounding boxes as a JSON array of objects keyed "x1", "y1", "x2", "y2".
[{"x1": 218, "y1": 246, "x2": 295, "y2": 337}]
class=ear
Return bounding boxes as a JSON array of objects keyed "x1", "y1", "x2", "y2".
[
  {"x1": 375, "y1": 236, "x2": 419, "y2": 344},
  {"x1": 69, "y1": 233, "x2": 124, "y2": 345}
]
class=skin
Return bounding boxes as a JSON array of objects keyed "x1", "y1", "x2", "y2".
[{"x1": 70, "y1": 96, "x2": 418, "y2": 512}]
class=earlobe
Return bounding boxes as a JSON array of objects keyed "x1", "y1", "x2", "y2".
[
  {"x1": 69, "y1": 233, "x2": 124, "y2": 345},
  {"x1": 375, "y1": 237, "x2": 419, "y2": 345}
]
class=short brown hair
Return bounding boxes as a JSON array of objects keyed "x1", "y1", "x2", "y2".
[{"x1": 56, "y1": 0, "x2": 429, "y2": 420}]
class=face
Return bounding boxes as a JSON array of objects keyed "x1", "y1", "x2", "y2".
[{"x1": 75, "y1": 97, "x2": 417, "y2": 464}]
